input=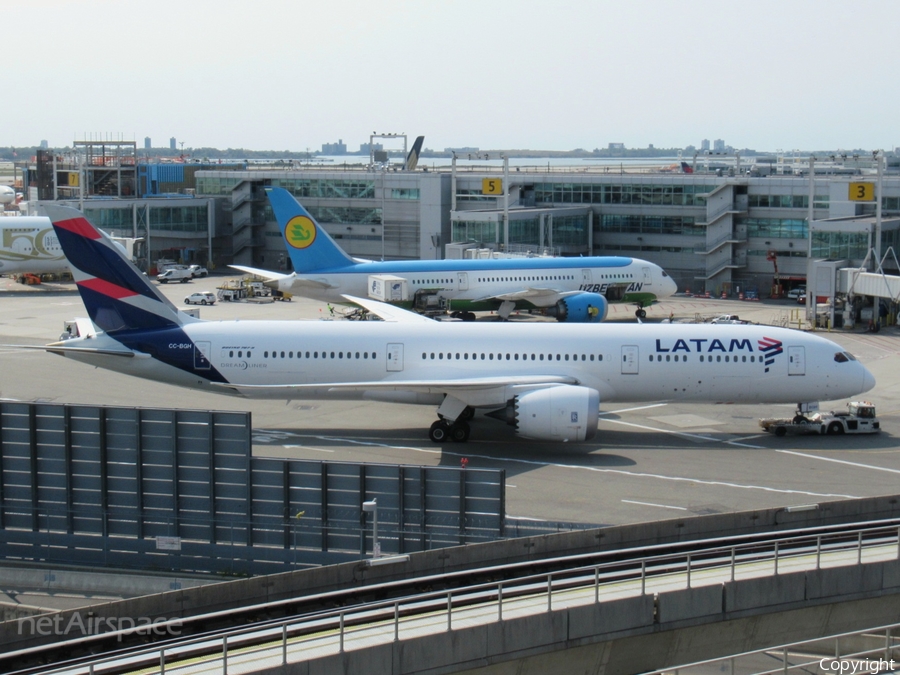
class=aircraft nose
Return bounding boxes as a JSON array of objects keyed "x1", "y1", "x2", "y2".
[
  {"x1": 665, "y1": 276, "x2": 678, "y2": 296},
  {"x1": 861, "y1": 364, "x2": 876, "y2": 394}
]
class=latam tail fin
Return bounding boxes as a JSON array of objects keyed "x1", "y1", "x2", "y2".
[
  {"x1": 265, "y1": 187, "x2": 357, "y2": 272},
  {"x1": 404, "y1": 135, "x2": 425, "y2": 171},
  {"x1": 681, "y1": 161, "x2": 694, "y2": 174},
  {"x1": 43, "y1": 204, "x2": 193, "y2": 335}
]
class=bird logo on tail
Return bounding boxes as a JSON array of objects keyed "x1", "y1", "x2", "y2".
[{"x1": 285, "y1": 215, "x2": 317, "y2": 249}]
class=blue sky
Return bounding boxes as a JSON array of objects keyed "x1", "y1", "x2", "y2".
[{"x1": 7, "y1": 0, "x2": 899, "y2": 153}]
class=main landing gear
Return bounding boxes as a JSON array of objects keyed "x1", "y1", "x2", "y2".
[
  {"x1": 429, "y1": 404, "x2": 475, "y2": 443},
  {"x1": 429, "y1": 419, "x2": 470, "y2": 443}
]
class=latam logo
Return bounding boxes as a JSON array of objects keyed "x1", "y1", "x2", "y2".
[
  {"x1": 580, "y1": 283, "x2": 644, "y2": 294},
  {"x1": 655, "y1": 338, "x2": 753, "y2": 353},
  {"x1": 758, "y1": 337, "x2": 783, "y2": 373}
]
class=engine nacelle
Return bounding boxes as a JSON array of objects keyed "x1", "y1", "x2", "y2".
[
  {"x1": 490, "y1": 386, "x2": 600, "y2": 442},
  {"x1": 549, "y1": 292, "x2": 608, "y2": 323}
]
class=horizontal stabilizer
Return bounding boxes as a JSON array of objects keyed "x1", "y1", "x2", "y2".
[{"x1": 8, "y1": 343, "x2": 146, "y2": 358}]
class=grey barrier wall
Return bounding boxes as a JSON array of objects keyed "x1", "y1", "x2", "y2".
[{"x1": 0, "y1": 402, "x2": 506, "y2": 575}]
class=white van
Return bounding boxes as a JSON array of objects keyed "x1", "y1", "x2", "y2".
[{"x1": 156, "y1": 268, "x2": 192, "y2": 284}]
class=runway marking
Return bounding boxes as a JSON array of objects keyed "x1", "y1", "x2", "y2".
[
  {"x1": 254, "y1": 430, "x2": 858, "y2": 499},
  {"x1": 283, "y1": 444, "x2": 333, "y2": 453},
  {"x1": 598, "y1": 403, "x2": 668, "y2": 416},
  {"x1": 622, "y1": 500, "x2": 688, "y2": 511},
  {"x1": 777, "y1": 449, "x2": 900, "y2": 475},
  {"x1": 600, "y1": 418, "x2": 766, "y2": 449}
]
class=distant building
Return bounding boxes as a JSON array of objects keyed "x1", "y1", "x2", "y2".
[
  {"x1": 713, "y1": 139, "x2": 725, "y2": 152},
  {"x1": 608, "y1": 143, "x2": 625, "y2": 151},
  {"x1": 144, "y1": 137, "x2": 152, "y2": 149},
  {"x1": 322, "y1": 139, "x2": 347, "y2": 155},
  {"x1": 445, "y1": 147, "x2": 479, "y2": 153},
  {"x1": 700, "y1": 139, "x2": 710, "y2": 152},
  {"x1": 359, "y1": 142, "x2": 383, "y2": 154},
  {"x1": 39, "y1": 140, "x2": 48, "y2": 149},
  {"x1": 170, "y1": 137, "x2": 177, "y2": 151}
]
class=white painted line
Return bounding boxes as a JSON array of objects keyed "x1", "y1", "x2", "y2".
[
  {"x1": 601, "y1": 418, "x2": 766, "y2": 449},
  {"x1": 430, "y1": 450, "x2": 859, "y2": 500},
  {"x1": 283, "y1": 444, "x2": 334, "y2": 453},
  {"x1": 777, "y1": 449, "x2": 900, "y2": 475},
  {"x1": 598, "y1": 403, "x2": 668, "y2": 416},
  {"x1": 254, "y1": 430, "x2": 858, "y2": 500},
  {"x1": 622, "y1": 500, "x2": 688, "y2": 511}
]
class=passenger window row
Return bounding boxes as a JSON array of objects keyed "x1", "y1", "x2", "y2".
[
  {"x1": 648, "y1": 354, "x2": 762, "y2": 363},
  {"x1": 261, "y1": 350, "x2": 377, "y2": 360},
  {"x1": 476, "y1": 275, "x2": 575, "y2": 283},
  {"x1": 423, "y1": 352, "x2": 604, "y2": 362}
]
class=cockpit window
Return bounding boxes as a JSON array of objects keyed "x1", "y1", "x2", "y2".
[
  {"x1": 834, "y1": 352, "x2": 850, "y2": 363},
  {"x1": 662, "y1": 271, "x2": 669, "y2": 277}
]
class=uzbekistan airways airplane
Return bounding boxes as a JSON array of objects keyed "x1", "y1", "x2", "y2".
[
  {"x1": 37, "y1": 204, "x2": 874, "y2": 444},
  {"x1": 232, "y1": 187, "x2": 678, "y2": 321}
]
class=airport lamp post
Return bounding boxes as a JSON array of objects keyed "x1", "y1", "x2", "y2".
[{"x1": 363, "y1": 499, "x2": 380, "y2": 558}]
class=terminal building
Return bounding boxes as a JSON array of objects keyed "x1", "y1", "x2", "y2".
[{"x1": 18, "y1": 142, "x2": 900, "y2": 299}]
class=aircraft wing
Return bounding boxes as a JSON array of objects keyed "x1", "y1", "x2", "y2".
[
  {"x1": 473, "y1": 286, "x2": 573, "y2": 305},
  {"x1": 340, "y1": 295, "x2": 434, "y2": 323},
  {"x1": 214, "y1": 374, "x2": 578, "y2": 398},
  {"x1": 228, "y1": 265, "x2": 291, "y2": 281}
]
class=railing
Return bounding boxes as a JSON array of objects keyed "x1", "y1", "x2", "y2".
[
  {"x1": 642, "y1": 622, "x2": 900, "y2": 675},
  {"x1": 697, "y1": 230, "x2": 747, "y2": 255},
  {"x1": 15, "y1": 520, "x2": 900, "y2": 675}
]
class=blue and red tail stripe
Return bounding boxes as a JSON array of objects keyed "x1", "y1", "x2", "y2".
[{"x1": 44, "y1": 205, "x2": 186, "y2": 334}]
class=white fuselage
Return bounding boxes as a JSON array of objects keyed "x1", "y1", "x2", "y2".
[
  {"x1": 0, "y1": 217, "x2": 68, "y2": 275},
  {"x1": 66, "y1": 320, "x2": 874, "y2": 408},
  {"x1": 283, "y1": 258, "x2": 676, "y2": 308}
]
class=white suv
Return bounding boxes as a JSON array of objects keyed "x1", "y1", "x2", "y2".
[{"x1": 184, "y1": 291, "x2": 216, "y2": 305}]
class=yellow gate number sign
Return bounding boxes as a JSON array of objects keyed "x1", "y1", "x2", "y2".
[
  {"x1": 849, "y1": 182, "x2": 874, "y2": 202},
  {"x1": 482, "y1": 178, "x2": 503, "y2": 195}
]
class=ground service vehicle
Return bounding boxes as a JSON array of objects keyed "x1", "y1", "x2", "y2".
[
  {"x1": 157, "y1": 268, "x2": 192, "y2": 284},
  {"x1": 184, "y1": 291, "x2": 216, "y2": 305},
  {"x1": 760, "y1": 401, "x2": 880, "y2": 436}
]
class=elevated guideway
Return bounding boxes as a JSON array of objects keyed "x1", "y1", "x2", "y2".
[{"x1": 8, "y1": 516, "x2": 900, "y2": 675}]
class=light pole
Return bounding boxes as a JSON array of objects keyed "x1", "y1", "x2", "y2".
[{"x1": 362, "y1": 499, "x2": 380, "y2": 558}]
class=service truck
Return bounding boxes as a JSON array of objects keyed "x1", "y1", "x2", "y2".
[
  {"x1": 759, "y1": 401, "x2": 880, "y2": 437},
  {"x1": 156, "y1": 268, "x2": 192, "y2": 284}
]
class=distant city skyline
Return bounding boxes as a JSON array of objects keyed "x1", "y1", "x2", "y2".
[{"x1": 6, "y1": 0, "x2": 900, "y2": 153}]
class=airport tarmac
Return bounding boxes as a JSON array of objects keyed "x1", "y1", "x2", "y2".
[{"x1": 1, "y1": 274, "x2": 899, "y2": 530}]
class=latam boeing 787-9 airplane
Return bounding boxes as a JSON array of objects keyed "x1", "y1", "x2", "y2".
[{"x1": 33, "y1": 203, "x2": 875, "y2": 444}]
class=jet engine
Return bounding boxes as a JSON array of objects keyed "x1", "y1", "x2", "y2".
[
  {"x1": 487, "y1": 386, "x2": 600, "y2": 442},
  {"x1": 545, "y1": 292, "x2": 608, "y2": 323}
]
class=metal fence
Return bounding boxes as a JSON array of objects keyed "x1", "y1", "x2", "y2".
[{"x1": 0, "y1": 402, "x2": 505, "y2": 574}]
